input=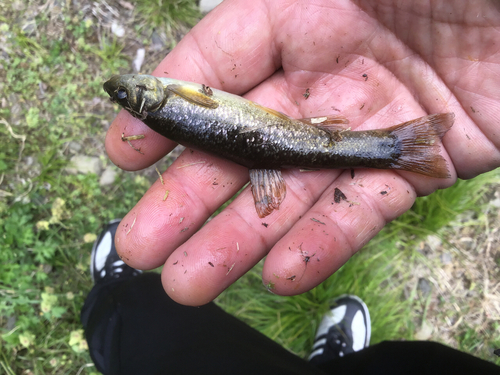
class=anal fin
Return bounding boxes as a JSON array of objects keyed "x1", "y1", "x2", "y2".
[{"x1": 249, "y1": 169, "x2": 287, "y2": 218}]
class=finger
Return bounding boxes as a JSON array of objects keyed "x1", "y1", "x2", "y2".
[
  {"x1": 262, "y1": 169, "x2": 416, "y2": 296},
  {"x1": 151, "y1": 0, "x2": 279, "y2": 93},
  {"x1": 161, "y1": 168, "x2": 342, "y2": 306},
  {"x1": 115, "y1": 148, "x2": 248, "y2": 270},
  {"x1": 105, "y1": 110, "x2": 177, "y2": 171}
]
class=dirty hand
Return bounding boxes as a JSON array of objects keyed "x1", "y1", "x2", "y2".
[{"x1": 105, "y1": 0, "x2": 500, "y2": 306}]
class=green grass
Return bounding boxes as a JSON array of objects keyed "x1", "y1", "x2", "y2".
[
  {"x1": 0, "y1": 3, "x2": 152, "y2": 371},
  {"x1": 136, "y1": 0, "x2": 200, "y2": 28},
  {"x1": 0, "y1": 173, "x2": 154, "y2": 373},
  {"x1": 1, "y1": 0, "x2": 499, "y2": 373},
  {"x1": 134, "y1": 0, "x2": 201, "y2": 48}
]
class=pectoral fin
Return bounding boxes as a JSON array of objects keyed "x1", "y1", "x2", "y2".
[
  {"x1": 249, "y1": 169, "x2": 287, "y2": 218},
  {"x1": 166, "y1": 84, "x2": 219, "y2": 109}
]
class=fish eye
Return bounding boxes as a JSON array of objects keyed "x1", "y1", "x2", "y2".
[{"x1": 117, "y1": 89, "x2": 127, "y2": 100}]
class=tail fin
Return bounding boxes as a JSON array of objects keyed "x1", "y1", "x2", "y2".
[{"x1": 389, "y1": 113, "x2": 454, "y2": 178}]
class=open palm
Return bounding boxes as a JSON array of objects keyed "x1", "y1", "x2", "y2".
[{"x1": 105, "y1": 0, "x2": 500, "y2": 306}]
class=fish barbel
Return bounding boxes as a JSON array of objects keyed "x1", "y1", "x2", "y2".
[{"x1": 103, "y1": 74, "x2": 454, "y2": 218}]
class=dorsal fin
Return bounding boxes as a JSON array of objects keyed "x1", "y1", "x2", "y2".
[
  {"x1": 166, "y1": 84, "x2": 219, "y2": 109},
  {"x1": 298, "y1": 115, "x2": 350, "y2": 132}
]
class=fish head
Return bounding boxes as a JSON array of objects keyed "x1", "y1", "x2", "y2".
[{"x1": 103, "y1": 74, "x2": 166, "y2": 118}]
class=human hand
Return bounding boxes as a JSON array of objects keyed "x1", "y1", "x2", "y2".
[{"x1": 105, "y1": 0, "x2": 500, "y2": 306}]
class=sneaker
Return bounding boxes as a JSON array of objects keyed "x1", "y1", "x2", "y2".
[
  {"x1": 90, "y1": 219, "x2": 142, "y2": 284},
  {"x1": 308, "y1": 295, "x2": 371, "y2": 366}
]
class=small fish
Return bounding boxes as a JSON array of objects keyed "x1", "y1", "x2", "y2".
[{"x1": 103, "y1": 74, "x2": 454, "y2": 218}]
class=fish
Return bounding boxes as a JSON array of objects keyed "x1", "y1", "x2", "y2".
[{"x1": 103, "y1": 74, "x2": 454, "y2": 218}]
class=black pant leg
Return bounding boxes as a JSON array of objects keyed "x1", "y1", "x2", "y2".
[
  {"x1": 318, "y1": 340, "x2": 500, "y2": 375},
  {"x1": 82, "y1": 273, "x2": 500, "y2": 375},
  {"x1": 81, "y1": 273, "x2": 326, "y2": 375}
]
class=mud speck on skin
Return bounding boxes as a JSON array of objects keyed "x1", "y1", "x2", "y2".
[{"x1": 334, "y1": 188, "x2": 347, "y2": 203}]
